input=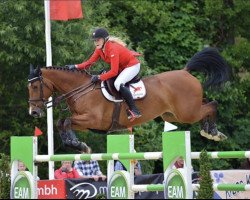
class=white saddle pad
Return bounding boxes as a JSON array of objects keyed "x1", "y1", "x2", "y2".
[{"x1": 101, "y1": 80, "x2": 146, "y2": 102}]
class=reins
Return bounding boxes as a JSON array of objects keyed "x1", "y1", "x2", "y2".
[{"x1": 52, "y1": 82, "x2": 97, "y2": 107}]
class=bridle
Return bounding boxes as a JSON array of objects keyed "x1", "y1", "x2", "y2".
[
  {"x1": 28, "y1": 76, "x2": 53, "y2": 109},
  {"x1": 28, "y1": 74, "x2": 101, "y2": 110}
]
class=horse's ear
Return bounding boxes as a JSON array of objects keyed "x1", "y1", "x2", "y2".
[
  {"x1": 37, "y1": 65, "x2": 41, "y2": 72},
  {"x1": 29, "y1": 64, "x2": 34, "y2": 74},
  {"x1": 35, "y1": 65, "x2": 42, "y2": 76}
]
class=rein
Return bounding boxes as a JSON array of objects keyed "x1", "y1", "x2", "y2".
[{"x1": 53, "y1": 82, "x2": 97, "y2": 107}]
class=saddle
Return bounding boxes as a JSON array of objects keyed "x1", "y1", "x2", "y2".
[
  {"x1": 101, "y1": 75, "x2": 146, "y2": 102},
  {"x1": 99, "y1": 75, "x2": 146, "y2": 133}
]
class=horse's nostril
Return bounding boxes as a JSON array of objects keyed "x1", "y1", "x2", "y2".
[{"x1": 31, "y1": 111, "x2": 39, "y2": 117}]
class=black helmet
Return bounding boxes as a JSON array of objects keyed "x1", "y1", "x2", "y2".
[{"x1": 92, "y1": 28, "x2": 109, "y2": 40}]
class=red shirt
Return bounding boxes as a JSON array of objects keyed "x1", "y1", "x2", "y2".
[
  {"x1": 77, "y1": 41, "x2": 140, "y2": 81},
  {"x1": 54, "y1": 167, "x2": 80, "y2": 179}
]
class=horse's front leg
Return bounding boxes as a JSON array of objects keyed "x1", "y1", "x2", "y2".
[{"x1": 57, "y1": 118, "x2": 89, "y2": 152}]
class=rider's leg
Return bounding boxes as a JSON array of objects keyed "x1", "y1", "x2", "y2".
[
  {"x1": 114, "y1": 63, "x2": 141, "y2": 120},
  {"x1": 120, "y1": 84, "x2": 141, "y2": 119}
]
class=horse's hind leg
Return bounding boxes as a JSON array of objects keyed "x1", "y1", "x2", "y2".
[{"x1": 199, "y1": 100, "x2": 227, "y2": 141}]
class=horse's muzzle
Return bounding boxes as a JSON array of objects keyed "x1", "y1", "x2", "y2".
[{"x1": 29, "y1": 107, "x2": 44, "y2": 118}]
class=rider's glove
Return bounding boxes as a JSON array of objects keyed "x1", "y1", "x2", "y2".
[
  {"x1": 66, "y1": 64, "x2": 77, "y2": 70},
  {"x1": 91, "y1": 75, "x2": 100, "y2": 83}
]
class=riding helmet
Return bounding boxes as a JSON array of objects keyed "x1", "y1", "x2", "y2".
[{"x1": 92, "y1": 28, "x2": 109, "y2": 40}]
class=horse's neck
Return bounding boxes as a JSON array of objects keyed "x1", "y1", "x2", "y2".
[{"x1": 42, "y1": 68, "x2": 89, "y2": 94}]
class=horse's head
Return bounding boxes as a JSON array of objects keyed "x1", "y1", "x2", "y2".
[{"x1": 28, "y1": 65, "x2": 53, "y2": 118}]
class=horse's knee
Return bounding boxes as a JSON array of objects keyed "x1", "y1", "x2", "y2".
[
  {"x1": 57, "y1": 119, "x2": 64, "y2": 131},
  {"x1": 63, "y1": 118, "x2": 72, "y2": 130}
]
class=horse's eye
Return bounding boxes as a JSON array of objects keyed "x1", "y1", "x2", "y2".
[{"x1": 32, "y1": 85, "x2": 38, "y2": 90}]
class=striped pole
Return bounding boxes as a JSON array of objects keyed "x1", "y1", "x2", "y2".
[
  {"x1": 35, "y1": 151, "x2": 250, "y2": 162},
  {"x1": 192, "y1": 184, "x2": 250, "y2": 191},
  {"x1": 191, "y1": 151, "x2": 250, "y2": 159},
  {"x1": 132, "y1": 184, "x2": 164, "y2": 192},
  {"x1": 35, "y1": 152, "x2": 163, "y2": 162}
]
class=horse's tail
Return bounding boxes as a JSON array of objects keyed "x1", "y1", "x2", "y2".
[{"x1": 184, "y1": 47, "x2": 231, "y2": 89}]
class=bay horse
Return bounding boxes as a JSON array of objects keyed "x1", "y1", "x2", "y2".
[{"x1": 28, "y1": 48, "x2": 231, "y2": 151}]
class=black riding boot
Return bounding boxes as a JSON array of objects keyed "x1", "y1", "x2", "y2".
[{"x1": 120, "y1": 84, "x2": 141, "y2": 120}]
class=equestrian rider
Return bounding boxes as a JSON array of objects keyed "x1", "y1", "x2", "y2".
[{"x1": 66, "y1": 28, "x2": 142, "y2": 120}]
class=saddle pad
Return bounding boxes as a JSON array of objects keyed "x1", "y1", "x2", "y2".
[{"x1": 101, "y1": 80, "x2": 146, "y2": 102}]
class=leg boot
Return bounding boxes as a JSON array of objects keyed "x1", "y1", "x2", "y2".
[{"x1": 120, "y1": 84, "x2": 141, "y2": 120}]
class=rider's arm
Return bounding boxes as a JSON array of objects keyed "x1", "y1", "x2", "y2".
[{"x1": 76, "y1": 49, "x2": 100, "y2": 69}]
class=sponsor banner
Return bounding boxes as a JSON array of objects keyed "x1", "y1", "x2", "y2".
[
  {"x1": 65, "y1": 174, "x2": 165, "y2": 199},
  {"x1": 66, "y1": 178, "x2": 107, "y2": 199},
  {"x1": 11, "y1": 171, "x2": 35, "y2": 199},
  {"x1": 38, "y1": 179, "x2": 66, "y2": 199},
  {"x1": 211, "y1": 170, "x2": 250, "y2": 199}
]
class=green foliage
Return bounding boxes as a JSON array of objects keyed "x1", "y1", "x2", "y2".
[
  {"x1": 197, "y1": 150, "x2": 213, "y2": 199},
  {"x1": 107, "y1": 0, "x2": 203, "y2": 72},
  {"x1": 0, "y1": 153, "x2": 11, "y2": 199}
]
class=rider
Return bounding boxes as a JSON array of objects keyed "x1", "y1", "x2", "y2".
[{"x1": 66, "y1": 28, "x2": 142, "y2": 120}]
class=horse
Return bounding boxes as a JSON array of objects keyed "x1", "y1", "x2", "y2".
[{"x1": 28, "y1": 48, "x2": 231, "y2": 151}]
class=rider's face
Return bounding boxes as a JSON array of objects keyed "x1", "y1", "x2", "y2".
[{"x1": 94, "y1": 38, "x2": 104, "y2": 49}]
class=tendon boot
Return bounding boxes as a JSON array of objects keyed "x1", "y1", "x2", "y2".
[
  {"x1": 120, "y1": 84, "x2": 142, "y2": 121},
  {"x1": 63, "y1": 118, "x2": 88, "y2": 151}
]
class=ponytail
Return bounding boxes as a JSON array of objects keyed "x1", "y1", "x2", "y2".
[{"x1": 108, "y1": 36, "x2": 127, "y2": 47}]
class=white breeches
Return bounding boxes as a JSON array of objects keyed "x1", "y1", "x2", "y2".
[{"x1": 114, "y1": 63, "x2": 141, "y2": 91}]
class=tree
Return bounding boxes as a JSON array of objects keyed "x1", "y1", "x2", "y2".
[
  {"x1": 197, "y1": 150, "x2": 213, "y2": 199},
  {"x1": 0, "y1": 154, "x2": 11, "y2": 199}
]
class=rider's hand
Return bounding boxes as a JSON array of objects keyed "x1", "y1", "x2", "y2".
[
  {"x1": 61, "y1": 167, "x2": 68, "y2": 173},
  {"x1": 66, "y1": 64, "x2": 77, "y2": 70},
  {"x1": 91, "y1": 75, "x2": 100, "y2": 83},
  {"x1": 92, "y1": 175, "x2": 99, "y2": 182},
  {"x1": 101, "y1": 175, "x2": 107, "y2": 181}
]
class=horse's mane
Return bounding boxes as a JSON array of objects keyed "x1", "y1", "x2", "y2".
[{"x1": 44, "y1": 66, "x2": 90, "y2": 75}]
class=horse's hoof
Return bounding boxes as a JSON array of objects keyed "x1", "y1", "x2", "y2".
[
  {"x1": 69, "y1": 140, "x2": 89, "y2": 152},
  {"x1": 212, "y1": 131, "x2": 228, "y2": 141},
  {"x1": 200, "y1": 130, "x2": 228, "y2": 141},
  {"x1": 76, "y1": 141, "x2": 89, "y2": 153},
  {"x1": 200, "y1": 130, "x2": 213, "y2": 140}
]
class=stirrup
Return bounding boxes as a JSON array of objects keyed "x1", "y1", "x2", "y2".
[{"x1": 127, "y1": 109, "x2": 142, "y2": 122}]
